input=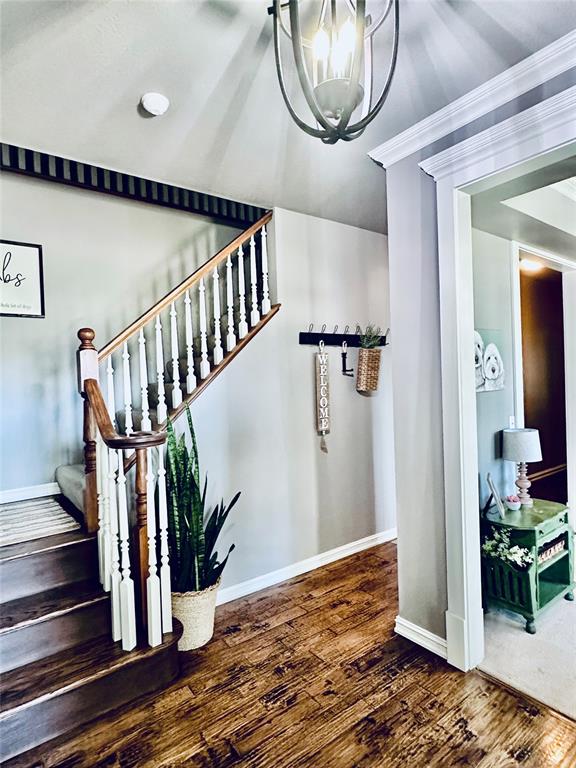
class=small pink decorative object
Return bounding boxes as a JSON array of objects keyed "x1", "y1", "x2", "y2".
[{"x1": 505, "y1": 494, "x2": 521, "y2": 512}]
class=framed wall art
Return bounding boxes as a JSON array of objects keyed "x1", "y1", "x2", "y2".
[{"x1": 0, "y1": 239, "x2": 45, "y2": 318}]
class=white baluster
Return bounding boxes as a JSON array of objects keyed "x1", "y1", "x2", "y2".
[
  {"x1": 249, "y1": 234, "x2": 260, "y2": 327},
  {"x1": 225, "y1": 253, "x2": 237, "y2": 352},
  {"x1": 146, "y1": 448, "x2": 162, "y2": 647},
  {"x1": 155, "y1": 315, "x2": 168, "y2": 424},
  {"x1": 157, "y1": 444, "x2": 173, "y2": 633},
  {"x1": 184, "y1": 290, "x2": 197, "y2": 394},
  {"x1": 261, "y1": 224, "x2": 271, "y2": 315},
  {"x1": 95, "y1": 436, "x2": 104, "y2": 585},
  {"x1": 212, "y1": 266, "x2": 224, "y2": 365},
  {"x1": 122, "y1": 342, "x2": 133, "y2": 435},
  {"x1": 138, "y1": 328, "x2": 152, "y2": 431},
  {"x1": 237, "y1": 245, "x2": 248, "y2": 340},
  {"x1": 116, "y1": 450, "x2": 137, "y2": 651},
  {"x1": 99, "y1": 436, "x2": 112, "y2": 593},
  {"x1": 108, "y1": 448, "x2": 122, "y2": 642},
  {"x1": 105, "y1": 357, "x2": 117, "y2": 427},
  {"x1": 199, "y1": 278, "x2": 210, "y2": 379},
  {"x1": 170, "y1": 302, "x2": 182, "y2": 409}
]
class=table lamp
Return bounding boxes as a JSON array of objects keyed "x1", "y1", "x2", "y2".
[{"x1": 502, "y1": 428, "x2": 542, "y2": 507}]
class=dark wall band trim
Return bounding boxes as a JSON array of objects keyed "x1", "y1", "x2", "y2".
[{"x1": 0, "y1": 143, "x2": 268, "y2": 228}]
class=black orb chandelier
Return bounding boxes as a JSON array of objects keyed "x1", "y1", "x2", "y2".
[{"x1": 269, "y1": 0, "x2": 399, "y2": 144}]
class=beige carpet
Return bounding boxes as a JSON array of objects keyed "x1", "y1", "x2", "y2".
[
  {"x1": 0, "y1": 497, "x2": 80, "y2": 546},
  {"x1": 480, "y1": 592, "x2": 576, "y2": 720}
]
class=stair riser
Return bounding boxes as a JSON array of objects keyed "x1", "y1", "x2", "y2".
[
  {"x1": 0, "y1": 540, "x2": 98, "y2": 602},
  {"x1": 0, "y1": 642, "x2": 179, "y2": 762},
  {"x1": 0, "y1": 598, "x2": 110, "y2": 674}
]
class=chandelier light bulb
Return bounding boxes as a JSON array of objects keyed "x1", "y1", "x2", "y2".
[{"x1": 312, "y1": 27, "x2": 330, "y2": 62}]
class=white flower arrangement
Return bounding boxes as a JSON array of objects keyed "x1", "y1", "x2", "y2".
[{"x1": 481, "y1": 526, "x2": 534, "y2": 569}]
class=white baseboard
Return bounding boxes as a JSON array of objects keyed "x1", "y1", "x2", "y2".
[
  {"x1": 394, "y1": 615, "x2": 448, "y2": 659},
  {"x1": 216, "y1": 528, "x2": 397, "y2": 606},
  {"x1": 0, "y1": 482, "x2": 60, "y2": 505}
]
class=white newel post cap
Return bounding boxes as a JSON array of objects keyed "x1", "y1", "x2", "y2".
[{"x1": 502, "y1": 428, "x2": 542, "y2": 463}]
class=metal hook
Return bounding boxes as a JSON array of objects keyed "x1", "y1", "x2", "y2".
[
  {"x1": 321, "y1": 323, "x2": 326, "y2": 333},
  {"x1": 344, "y1": 325, "x2": 350, "y2": 334},
  {"x1": 333, "y1": 324, "x2": 338, "y2": 334},
  {"x1": 355, "y1": 324, "x2": 362, "y2": 335},
  {"x1": 341, "y1": 339, "x2": 354, "y2": 377},
  {"x1": 308, "y1": 323, "x2": 314, "y2": 332},
  {"x1": 318, "y1": 339, "x2": 325, "y2": 352}
]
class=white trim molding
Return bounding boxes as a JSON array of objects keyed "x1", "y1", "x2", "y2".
[
  {"x1": 394, "y1": 616, "x2": 448, "y2": 659},
  {"x1": 0, "y1": 482, "x2": 60, "y2": 505},
  {"x1": 419, "y1": 86, "x2": 576, "y2": 183},
  {"x1": 368, "y1": 31, "x2": 576, "y2": 169},
  {"x1": 420, "y1": 83, "x2": 576, "y2": 671},
  {"x1": 216, "y1": 528, "x2": 397, "y2": 606}
]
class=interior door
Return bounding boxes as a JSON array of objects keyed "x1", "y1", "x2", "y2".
[{"x1": 520, "y1": 257, "x2": 568, "y2": 503}]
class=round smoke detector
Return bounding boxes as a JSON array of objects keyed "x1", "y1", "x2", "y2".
[{"x1": 140, "y1": 92, "x2": 170, "y2": 116}]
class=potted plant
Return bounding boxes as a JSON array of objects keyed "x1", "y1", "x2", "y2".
[
  {"x1": 356, "y1": 325, "x2": 382, "y2": 393},
  {"x1": 165, "y1": 408, "x2": 240, "y2": 650}
]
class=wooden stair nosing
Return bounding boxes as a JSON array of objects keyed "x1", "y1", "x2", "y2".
[
  {"x1": 0, "y1": 580, "x2": 107, "y2": 634},
  {"x1": 0, "y1": 530, "x2": 95, "y2": 564},
  {"x1": 0, "y1": 622, "x2": 182, "y2": 763}
]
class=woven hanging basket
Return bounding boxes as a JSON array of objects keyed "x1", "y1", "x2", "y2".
[
  {"x1": 356, "y1": 348, "x2": 381, "y2": 392},
  {"x1": 171, "y1": 580, "x2": 220, "y2": 651}
]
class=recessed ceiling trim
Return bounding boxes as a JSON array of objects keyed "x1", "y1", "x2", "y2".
[
  {"x1": 368, "y1": 30, "x2": 576, "y2": 169},
  {"x1": 0, "y1": 143, "x2": 268, "y2": 228},
  {"x1": 418, "y1": 85, "x2": 576, "y2": 182}
]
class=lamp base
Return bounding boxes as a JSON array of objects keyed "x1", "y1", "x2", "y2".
[{"x1": 515, "y1": 462, "x2": 533, "y2": 507}]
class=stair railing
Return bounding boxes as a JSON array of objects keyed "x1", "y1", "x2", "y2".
[
  {"x1": 76, "y1": 210, "x2": 280, "y2": 651},
  {"x1": 77, "y1": 329, "x2": 169, "y2": 650}
]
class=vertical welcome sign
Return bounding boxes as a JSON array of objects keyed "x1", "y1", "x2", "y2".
[
  {"x1": 0, "y1": 240, "x2": 45, "y2": 318},
  {"x1": 316, "y1": 346, "x2": 330, "y2": 453}
]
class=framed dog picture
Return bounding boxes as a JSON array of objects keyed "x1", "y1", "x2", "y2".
[
  {"x1": 475, "y1": 329, "x2": 505, "y2": 392},
  {"x1": 0, "y1": 239, "x2": 45, "y2": 318}
]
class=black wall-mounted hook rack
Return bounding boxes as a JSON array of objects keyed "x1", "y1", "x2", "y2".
[{"x1": 299, "y1": 328, "x2": 389, "y2": 348}]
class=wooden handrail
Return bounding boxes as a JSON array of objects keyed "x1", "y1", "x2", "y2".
[
  {"x1": 98, "y1": 210, "x2": 273, "y2": 362},
  {"x1": 528, "y1": 463, "x2": 567, "y2": 483},
  {"x1": 84, "y1": 379, "x2": 166, "y2": 450}
]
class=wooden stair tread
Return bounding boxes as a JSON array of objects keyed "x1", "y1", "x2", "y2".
[
  {"x1": 0, "y1": 530, "x2": 94, "y2": 564},
  {"x1": 0, "y1": 580, "x2": 107, "y2": 634},
  {"x1": 1, "y1": 620, "x2": 183, "y2": 715}
]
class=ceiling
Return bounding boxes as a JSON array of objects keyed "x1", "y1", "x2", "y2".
[
  {"x1": 471, "y1": 150, "x2": 576, "y2": 261},
  {"x1": 1, "y1": 1, "x2": 576, "y2": 234}
]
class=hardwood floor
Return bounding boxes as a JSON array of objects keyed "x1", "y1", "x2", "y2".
[{"x1": 7, "y1": 542, "x2": 576, "y2": 768}]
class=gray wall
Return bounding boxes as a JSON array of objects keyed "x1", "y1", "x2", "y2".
[
  {"x1": 384, "y1": 70, "x2": 576, "y2": 640},
  {"x1": 0, "y1": 174, "x2": 239, "y2": 490},
  {"x1": 186, "y1": 208, "x2": 396, "y2": 589},
  {"x1": 472, "y1": 228, "x2": 517, "y2": 508}
]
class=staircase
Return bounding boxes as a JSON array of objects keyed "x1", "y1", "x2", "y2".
[{"x1": 0, "y1": 211, "x2": 280, "y2": 762}]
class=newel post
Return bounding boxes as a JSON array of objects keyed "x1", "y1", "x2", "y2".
[{"x1": 77, "y1": 328, "x2": 99, "y2": 533}]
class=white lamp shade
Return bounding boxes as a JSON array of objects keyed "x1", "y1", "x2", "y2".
[{"x1": 502, "y1": 428, "x2": 542, "y2": 463}]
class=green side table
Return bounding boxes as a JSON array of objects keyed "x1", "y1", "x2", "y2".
[{"x1": 481, "y1": 499, "x2": 575, "y2": 633}]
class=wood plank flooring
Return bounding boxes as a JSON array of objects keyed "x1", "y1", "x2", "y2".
[{"x1": 7, "y1": 542, "x2": 576, "y2": 768}]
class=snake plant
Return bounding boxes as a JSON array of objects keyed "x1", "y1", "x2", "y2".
[{"x1": 165, "y1": 407, "x2": 240, "y2": 592}]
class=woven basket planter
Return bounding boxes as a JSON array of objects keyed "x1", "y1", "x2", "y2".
[
  {"x1": 171, "y1": 580, "x2": 220, "y2": 651},
  {"x1": 356, "y1": 348, "x2": 381, "y2": 393}
]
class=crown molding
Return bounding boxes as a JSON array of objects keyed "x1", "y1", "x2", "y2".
[
  {"x1": 419, "y1": 85, "x2": 576, "y2": 182},
  {"x1": 368, "y1": 30, "x2": 576, "y2": 169}
]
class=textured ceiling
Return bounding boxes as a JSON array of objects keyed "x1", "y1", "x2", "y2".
[{"x1": 1, "y1": 0, "x2": 576, "y2": 233}]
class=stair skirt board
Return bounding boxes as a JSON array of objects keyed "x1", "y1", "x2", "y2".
[
  {"x1": 0, "y1": 624, "x2": 182, "y2": 763},
  {"x1": 0, "y1": 497, "x2": 80, "y2": 547}
]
